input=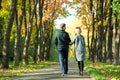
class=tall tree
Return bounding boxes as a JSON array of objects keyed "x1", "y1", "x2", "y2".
[
  {"x1": 97, "y1": 0, "x2": 104, "y2": 62},
  {"x1": 107, "y1": 0, "x2": 113, "y2": 63},
  {"x1": 14, "y1": 0, "x2": 26, "y2": 67},
  {"x1": 23, "y1": 0, "x2": 38, "y2": 65},
  {"x1": 33, "y1": 0, "x2": 38, "y2": 63},
  {"x1": 2, "y1": 0, "x2": 17, "y2": 69},
  {"x1": 37, "y1": 0, "x2": 44, "y2": 62},
  {"x1": 112, "y1": 0, "x2": 120, "y2": 65},
  {"x1": 113, "y1": 18, "x2": 119, "y2": 65}
]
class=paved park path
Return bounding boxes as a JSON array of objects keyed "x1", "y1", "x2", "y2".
[{"x1": 9, "y1": 61, "x2": 95, "y2": 80}]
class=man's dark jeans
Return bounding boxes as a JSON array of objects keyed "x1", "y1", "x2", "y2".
[{"x1": 58, "y1": 48, "x2": 68, "y2": 74}]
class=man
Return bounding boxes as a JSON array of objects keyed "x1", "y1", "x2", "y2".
[{"x1": 54, "y1": 23, "x2": 71, "y2": 76}]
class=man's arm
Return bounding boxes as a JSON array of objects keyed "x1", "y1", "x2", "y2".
[
  {"x1": 54, "y1": 34, "x2": 58, "y2": 47},
  {"x1": 66, "y1": 33, "x2": 71, "y2": 44}
]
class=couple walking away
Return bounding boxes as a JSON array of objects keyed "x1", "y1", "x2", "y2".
[{"x1": 54, "y1": 23, "x2": 86, "y2": 76}]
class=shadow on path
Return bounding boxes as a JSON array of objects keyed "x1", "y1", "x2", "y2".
[{"x1": 9, "y1": 62, "x2": 94, "y2": 80}]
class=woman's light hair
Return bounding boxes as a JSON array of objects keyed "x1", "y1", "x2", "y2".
[{"x1": 75, "y1": 27, "x2": 81, "y2": 34}]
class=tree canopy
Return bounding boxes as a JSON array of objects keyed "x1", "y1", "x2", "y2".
[{"x1": 0, "y1": 0, "x2": 120, "y2": 69}]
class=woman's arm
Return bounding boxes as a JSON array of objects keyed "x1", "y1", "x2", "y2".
[
  {"x1": 69, "y1": 36, "x2": 76, "y2": 45},
  {"x1": 82, "y1": 36, "x2": 86, "y2": 54}
]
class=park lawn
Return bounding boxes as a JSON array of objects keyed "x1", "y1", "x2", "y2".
[
  {"x1": 85, "y1": 61, "x2": 120, "y2": 80},
  {"x1": 0, "y1": 61, "x2": 58, "y2": 80}
]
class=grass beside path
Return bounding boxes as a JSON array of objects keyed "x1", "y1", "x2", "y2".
[
  {"x1": 85, "y1": 61, "x2": 120, "y2": 80},
  {"x1": 1, "y1": 60, "x2": 120, "y2": 80},
  {"x1": 0, "y1": 61, "x2": 58, "y2": 80}
]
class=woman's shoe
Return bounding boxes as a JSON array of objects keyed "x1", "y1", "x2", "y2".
[{"x1": 79, "y1": 71, "x2": 83, "y2": 76}]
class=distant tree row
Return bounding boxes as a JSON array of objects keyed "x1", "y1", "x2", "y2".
[
  {"x1": 0, "y1": 0, "x2": 119, "y2": 69},
  {"x1": 71, "y1": 0, "x2": 120, "y2": 65},
  {"x1": 0, "y1": 0, "x2": 71, "y2": 69}
]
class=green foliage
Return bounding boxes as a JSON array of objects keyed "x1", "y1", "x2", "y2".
[
  {"x1": 112, "y1": 0, "x2": 120, "y2": 20},
  {"x1": 49, "y1": 29, "x2": 59, "y2": 62},
  {"x1": 57, "y1": 2, "x2": 72, "y2": 19},
  {"x1": 85, "y1": 61, "x2": 120, "y2": 80},
  {"x1": 57, "y1": 8, "x2": 71, "y2": 19},
  {"x1": 0, "y1": 0, "x2": 10, "y2": 58},
  {"x1": 9, "y1": 27, "x2": 16, "y2": 60},
  {"x1": 49, "y1": 42, "x2": 58, "y2": 62},
  {"x1": 99, "y1": 65, "x2": 120, "y2": 79},
  {"x1": 0, "y1": 17, "x2": 5, "y2": 26},
  {"x1": 86, "y1": 66, "x2": 106, "y2": 80},
  {"x1": 0, "y1": 9, "x2": 9, "y2": 21},
  {"x1": 9, "y1": 27, "x2": 25, "y2": 61},
  {"x1": 0, "y1": 0, "x2": 10, "y2": 21}
]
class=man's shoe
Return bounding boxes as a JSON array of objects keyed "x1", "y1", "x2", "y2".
[{"x1": 61, "y1": 73, "x2": 67, "y2": 77}]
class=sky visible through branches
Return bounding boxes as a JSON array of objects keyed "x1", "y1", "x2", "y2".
[{"x1": 55, "y1": 3, "x2": 76, "y2": 29}]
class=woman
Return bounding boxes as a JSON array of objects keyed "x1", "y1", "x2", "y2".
[{"x1": 70, "y1": 27, "x2": 86, "y2": 76}]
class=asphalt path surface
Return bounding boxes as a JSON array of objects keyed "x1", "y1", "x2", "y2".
[{"x1": 9, "y1": 61, "x2": 94, "y2": 80}]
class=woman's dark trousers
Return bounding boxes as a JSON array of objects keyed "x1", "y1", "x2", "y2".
[{"x1": 78, "y1": 61, "x2": 84, "y2": 75}]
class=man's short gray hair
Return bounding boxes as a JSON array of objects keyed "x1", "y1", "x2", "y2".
[{"x1": 60, "y1": 23, "x2": 66, "y2": 29}]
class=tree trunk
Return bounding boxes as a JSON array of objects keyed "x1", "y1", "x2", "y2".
[
  {"x1": 107, "y1": 0, "x2": 113, "y2": 63},
  {"x1": 33, "y1": 1, "x2": 38, "y2": 63},
  {"x1": 89, "y1": 0, "x2": 93, "y2": 60},
  {"x1": 33, "y1": 28, "x2": 38, "y2": 63},
  {"x1": 97, "y1": 0, "x2": 104, "y2": 62},
  {"x1": 0, "y1": 0, "x2": 2, "y2": 9},
  {"x1": 19, "y1": 0, "x2": 26, "y2": 61},
  {"x1": 47, "y1": 22, "x2": 53, "y2": 60},
  {"x1": 113, "y1": 19, "x2": 120, "y2": 65},
  {"x1": 23, "y1": 0, "x2": 38, "y2": 65},
  {"x1": 87, "y1": 26, "x2": 91, "y2": 60},
  {"x1": 0, "y1": 17, "x2": 4, "y2": 58},
  {"x1": 14, "y1": 0, "x2": 26, "y2": 67},
  {"x1": 91, "y1": 13, "x2": 95, "y2": 62},
  {"x1": 44, "y1": 21, "x2": 50, "y2": 60},
  {"x1": 103, "y1": 26, "x2": 107, "y2": 62},
  {"x1": 14, "y1": 5, "x2": 20, "y2": 67},
  {"x1": 38, "y1": 0, "x2": 44, "y2": 62},
  {"x1": 23, "y1": 0, "x2": 27, "y2": 37},
  {"x1": 2, "y1": 0, "x2": 17, "y2": 69}
]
